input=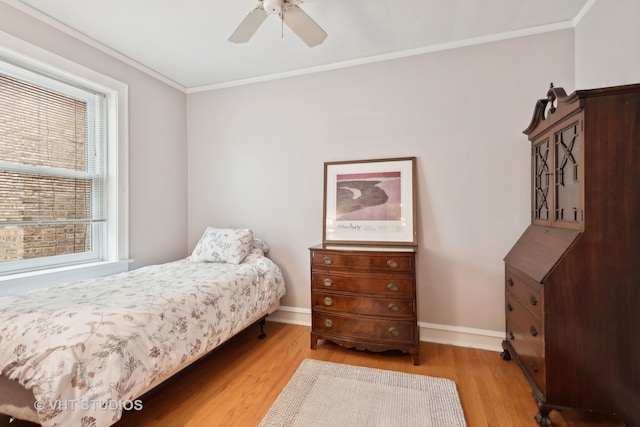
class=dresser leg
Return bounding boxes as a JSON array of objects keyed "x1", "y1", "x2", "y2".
[
  {"x1": 310, "y1": 332, "x2": 318, "y2": 350},
  {"x1": 410, "y1": 349, "x2": 420, "y2": 365}
]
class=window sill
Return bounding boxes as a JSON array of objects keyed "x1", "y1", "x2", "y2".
[{"x1": 0, "y1": 260, "x2": 133, "y2": 297}]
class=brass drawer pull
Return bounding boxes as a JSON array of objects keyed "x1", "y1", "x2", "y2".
[
  {"x1": 530, "y1": 326, "x2": 538, "y2": 337},
  {"x1": 508, "y1": 331, "x2": 515, "y2": 340},
  {"x1": 530, "y1": 295, "x2": 538, "y2": 306},
  {"x1": 388, "y1": 327, "x2": 400, "y2": 336},
  {"x1": 507, "y1": 303, "x2": 513, "y2": 312},
  {"x1": 388, "y1": 303, "x2": 400, "y2": 312},
  {"x1": 386, "y1": 259, "x2": 399, "y2": 268},
  {"x1": 387, "y1": 283, "x2": 399, "y2": 292},
  {"x1": 323, "y1": 256, "x2": 333, "y2": 265},
  {"x1": 508, "y1": 278, "x2": 514, "y2": 286},
  {"x1": 323, "y1": 297, "x2": 333, "y2": 306},
  {"x1": 323, "y1": 278, "x2": 333, "y2": 287},
  {"x1": 531, "y1": 362, "x2": 539, "y2": 373},
  {"x1": 324, "y1": 319, "x2": 334, "y2": 328}
]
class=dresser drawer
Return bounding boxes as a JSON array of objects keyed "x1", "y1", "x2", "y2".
[
  {"x1": 505, "y1": 266, "x2": 542, "y2": 317},
  {"x1": 311, "y1": 250, "x2": 414, "y2": 272},
  {"x1": 312, "y1": 291, "x2": 415, "y2": 317},
  {"x1": 312, "y1": 311, "x2": 416, "y2": 345},
  {"x1": 311, "y1": 271, "x2": 414, "y2": 297}
]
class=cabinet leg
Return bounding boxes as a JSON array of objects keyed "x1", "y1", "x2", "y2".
[
  {"x1": 501, "y1": 340, "x2": 512, "y2": 360},
  {"x1": 310, "y1": 332, "x2": 318, "y2": 350},
  {"x1": 534, "y1": 411, "x2": 552, "y2": 427},
  {"x1": 534, "y1": 402, "x2": 553, "y2": 427}
]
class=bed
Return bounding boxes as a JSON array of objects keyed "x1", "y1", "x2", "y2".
[{"x1": 0, "y1": 228, "x2": 286, "y2": 427}]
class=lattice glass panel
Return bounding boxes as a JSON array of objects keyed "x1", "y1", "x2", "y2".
[
  {"x1": 534, "y1": 139, "x2": 550, "y2": 220},
  {"x1": 554, "y1": 123, "x2": 580, "y2": 222}
]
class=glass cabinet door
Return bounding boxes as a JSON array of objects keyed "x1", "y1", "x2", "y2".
[{"x1": 531, "y1": 120, "x2": 583, "y2": 228}]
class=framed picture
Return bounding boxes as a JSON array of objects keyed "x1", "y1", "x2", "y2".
[{"x1": 323, "y1": 157, "x2": 417, "y2": 246}]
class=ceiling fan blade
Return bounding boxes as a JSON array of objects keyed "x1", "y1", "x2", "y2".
[
  {"x1": 282, "y1": 5, "x2": 327, "y2": 47},
  {"x1": 228, "y1": 5, "x2": 268, "y2": 43}
]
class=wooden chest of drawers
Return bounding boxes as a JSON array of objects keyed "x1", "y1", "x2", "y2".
[{"x1": 309, "y1": 244, "x2": 419, "y2": 365}]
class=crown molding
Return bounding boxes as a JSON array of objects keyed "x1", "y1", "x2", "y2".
[
  {"x1": 4, "y1": 0, "x2": 585, "y2": 95},
  {"x1": 188, "y1": 20, "x2": 575, "y2": 93}
]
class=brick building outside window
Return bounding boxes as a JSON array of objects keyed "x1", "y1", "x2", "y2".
[{"x1": 0, "y1": 61, "x2": 106, "y2": 275}]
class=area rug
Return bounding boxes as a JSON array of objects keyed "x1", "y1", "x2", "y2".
[{"x1": 259, "y1": 359, "x2": 467, "y2": 427}]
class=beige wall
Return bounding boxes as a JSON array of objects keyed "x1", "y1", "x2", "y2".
[
  {"x1": 0, "y1": 2, "x2": 189, "y2": 269},
  {"x1": 575, "y1": 0, "x2": 640, "y2": 89},
  {"x1": 3, "y1": 0, "x2": 636, "y2": 335},
  {"x1": 187, "y1": 30, "x2": 575, "y2": 332}
]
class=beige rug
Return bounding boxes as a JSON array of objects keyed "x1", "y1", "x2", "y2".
[{"x1": 259, "y1": 359, "x2": 467, "y2": 427}]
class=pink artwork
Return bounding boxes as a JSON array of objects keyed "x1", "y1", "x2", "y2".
[{"x1": 335, "y1": 171, "x2": 401, "y2": 221}]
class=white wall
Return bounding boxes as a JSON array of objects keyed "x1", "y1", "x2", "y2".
[
  {"x1": 575, "y1": 0, "x2": 640, "y2": 88},
  {"x1": 0, "y1": 3, "x2": 189, "y2": 269},
  {"x1": 187, "y1": 30, "x2": 575, "y2": 332}
]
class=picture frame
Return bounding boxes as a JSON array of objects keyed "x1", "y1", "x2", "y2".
[{"x1": 322, "y1": 157, "x2": 417, "y2": 246}]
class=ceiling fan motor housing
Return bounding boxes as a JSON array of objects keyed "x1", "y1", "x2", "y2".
[{"x1": 263, "y1": 0, "x2": 284, "y2": 15}]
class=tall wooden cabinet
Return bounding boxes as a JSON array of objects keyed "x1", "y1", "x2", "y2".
[{"x1": 502, "y1": 83, "x2": 640, "y2": 426}]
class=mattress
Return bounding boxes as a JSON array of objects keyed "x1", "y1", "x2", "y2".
[{"x1": 0, "y1": 247, "x2": 285, "y2": 427}]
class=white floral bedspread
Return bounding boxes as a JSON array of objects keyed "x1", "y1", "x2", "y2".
[{"x1": 0, "y1": 249, "x2": 285, "y2": 427}]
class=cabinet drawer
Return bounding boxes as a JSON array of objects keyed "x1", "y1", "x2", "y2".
[
  {"x1": 311, "y1": 271, "x2": 414, "y2": 297},
  {"x1": 312, "y1": 291, "x2": 415, "y2": 317},
  {"x1": 312, "y1": 311, "x2": 416, "y2": 345},
  {"x1": 506, "y1": 294, "x2": 544, "y2": 357},
  {"x1": 506, "y1": 295, "x2": 546, "y2": 392},
  {"x1": 505, "y1": 267, "x2": 542, "y2": 317},
  {"x1": 518, "y1": 352, "x2": 547, "y2": 394},
  {"x1": 311, "y1": 250, "x2": 414, "y2": 272}
]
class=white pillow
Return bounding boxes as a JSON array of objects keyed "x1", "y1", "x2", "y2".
[
  {"x1": 189, "y1": 227, "x2": 254, "y2": 264},
  {"x1": 253, "y1": 238, "x2": 270, "y2": 254}
]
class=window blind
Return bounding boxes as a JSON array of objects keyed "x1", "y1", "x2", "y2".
[{"x1": 0, "y1": 63, "x2": 106, "y2": 273}]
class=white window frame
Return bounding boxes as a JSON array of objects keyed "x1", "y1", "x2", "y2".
[
  {"x1": 0, "y1": 61, "x2": 107, "y2": 273},
  {"x1": 0, "y1": 30, "x2": 130, "y2": 295}
]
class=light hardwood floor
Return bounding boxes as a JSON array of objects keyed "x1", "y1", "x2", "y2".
[{"x1": 2, "y1": 322, "x2": 624, "y2": 427}]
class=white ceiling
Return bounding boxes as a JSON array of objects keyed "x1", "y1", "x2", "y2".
[{"x1": 10, "y1": 0, "x2": 592, "y2": 91}]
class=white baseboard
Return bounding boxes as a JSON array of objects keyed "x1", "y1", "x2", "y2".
[
  {"x1": 267, "y1": 305, "x2": 311, "y2": 325},
  {"x1": 417, "y1": 322, "x2": 504, "y2": 352},
  {"x1": 267, "y1": 306, "x2": 504, "y2": 353}
]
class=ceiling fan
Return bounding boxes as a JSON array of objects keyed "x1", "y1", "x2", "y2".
[{"x1": 228, "y1": 0, "x2": 327, "y2": 47}]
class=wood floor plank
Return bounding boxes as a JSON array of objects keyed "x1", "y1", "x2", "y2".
[{"x1": 0, "y1": 322, "x2": 625, "y2": 426}]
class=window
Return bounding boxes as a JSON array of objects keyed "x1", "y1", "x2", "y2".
[
  {"x1": 0, "y1": 63, "x2": 106, "y2": 274},
  {"x1": 0, "y1": 45, "x2": 128, "y2": 282}
]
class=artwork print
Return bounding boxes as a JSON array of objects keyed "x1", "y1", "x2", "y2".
[{"x1": 323, "y1": 157, "x2": 416, "y2": 246}]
